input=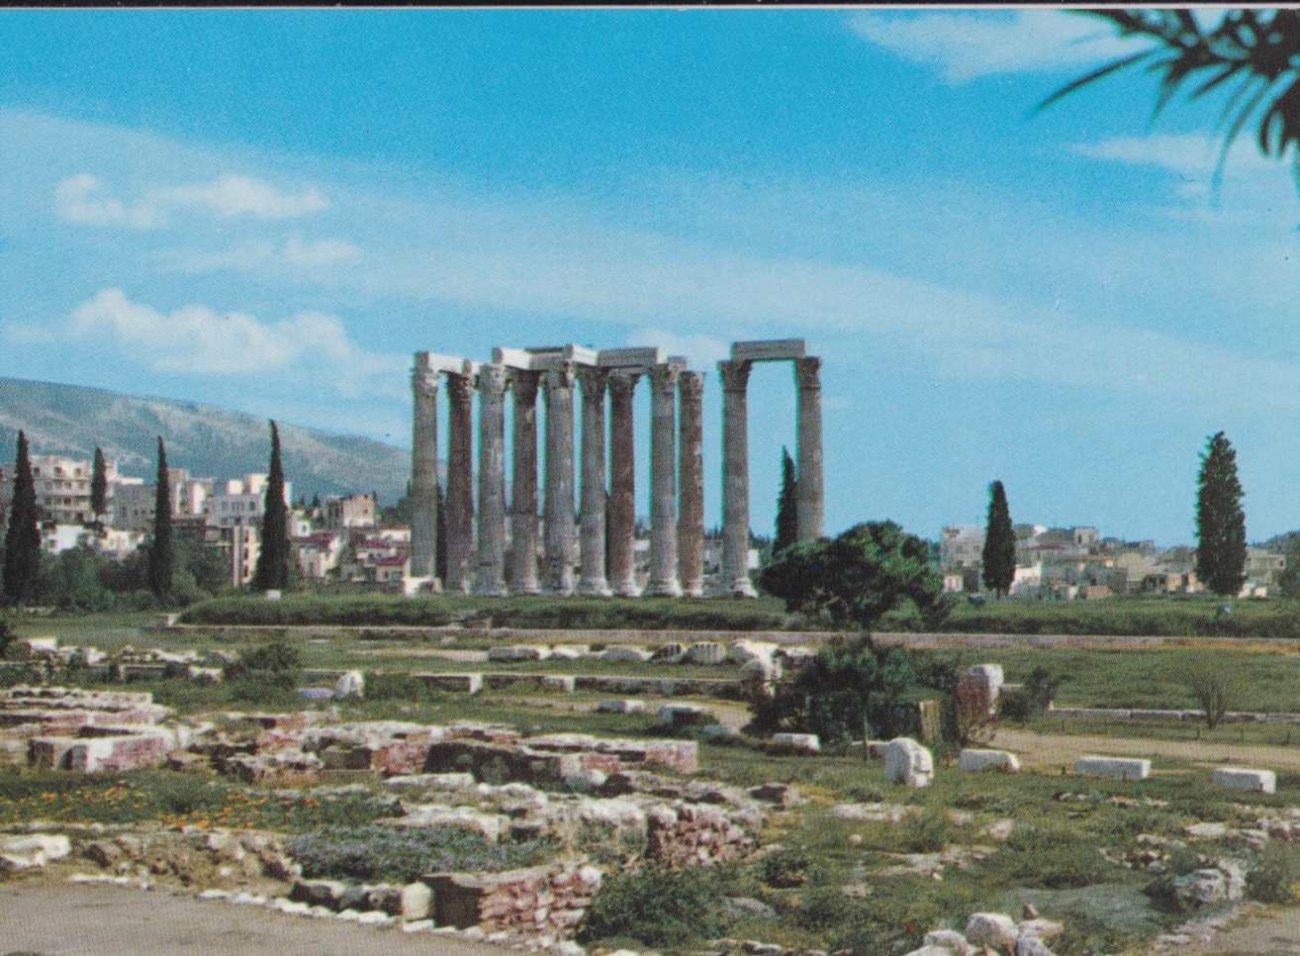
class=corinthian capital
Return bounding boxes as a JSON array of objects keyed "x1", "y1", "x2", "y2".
[
  {"x1": 718, "y1": 359, "x2": 753, "y2": 393},
  {"x1": 795, "y1": 356, "x2": 822, "y2": 390}
]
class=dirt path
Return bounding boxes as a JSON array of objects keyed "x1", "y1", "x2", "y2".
[
  {"x1": 1171, "y1": 906, "x2": 1300, "y2": 954},
  {"x1": 994, "y1": 728, "x2": 1300, "y2": 773},
  {"x1": 0, "y1": 880, "x2": 506, "y2": 956}
]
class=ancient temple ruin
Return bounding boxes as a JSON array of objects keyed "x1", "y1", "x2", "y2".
[{"x1": 409, "y1": 339, "x2": 822, "y2": 597}]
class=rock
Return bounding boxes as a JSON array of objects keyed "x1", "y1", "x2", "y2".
[
  {"x1": 0, "y1": 833, "x2": 72, "y2": 870},
  {"x1": 884, "y1": 737, "x2": 934, "y2": 787},
  {"x1": 771, "y1": 733, "x2": 820, "y2": 753},
  {"x1": 986, "y1": 819, "x2": 1015, "y2": 842},
  {"x1": 1172, "y1": 865, "x2": 1246, "y2": 907},
  {"x1": 748, "y1": 783, "x2": 801, "y2": 807},
  {"x1": 1014, "y1": 936, "x2": 1056, "y2": 956},
  {"x1": 1212, "y1": 767, "x2": 1276, "y2": 794},
  {"x1": 1018, "y1": 918, "x2": 1063, "y2": 941},
  {"x1": 904, "y1": 947, "x2": 962, "y2": 956},
  {"x1": 1021, "y1": 902, "x2": 1038, "y2": 920},
  {"x1": 290, "y1": 878, "x2": 347, "y2": 909},
  {"x1": 727, "y1": 640, "x2": 779, "y2": 665},
  {"x1": 596, "y1": 699, "x2": 645, "y2": 714},
  {"x1": 1073, "y1": 756, "x2": 1151, "y2": 781},
  {"x1": 333, "y1": 671, "x2": 365, "y2": 700},
  {"x1": 658, "y1": 703, "x2": 713, "y2": 729},
  {"x1": 488, "y1": 645, "x2": 551, "y2": 663},
  {"x1": 958, "y1": 749, "x2": 1020, "y2": 774},
  {"x1": 685, "y1": 642, "x2": 727, "y2": 665},
  {"x1": 923, "y1": 928, "x2": 975, "y2": 954},
  {"x1": 1185, "y1": 822, "x2": 1229, "y2": 840},
  {"x1": 722, "y1": 896, "x2": 777, "y2": 920},
  {"x1": 549, "y1": 645, "x2": 588, "y2": 661},
  {"x1": 602, "y1": 647, "x2": 652, "y2": 664},
  {"x1": 964, "y1": 912, "x2": 1019, "y2": 951}
]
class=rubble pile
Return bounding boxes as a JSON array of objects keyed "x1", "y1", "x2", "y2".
[{"x1": 1, "y1": 686, "x2": 181, "y2": 772}]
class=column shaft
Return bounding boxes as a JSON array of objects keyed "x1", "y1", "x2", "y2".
[
  {"x1": 509, "y1": 370, "x2": 541, "y2": 595},
  {"x1": 607, "y1": 370, "x2": 641, "y2": 597},
  {"x1": 795, "y1": 357, "x2": 825, "y2": 542},
  {"x1": 543, "y1": 363, "x2": 577, "y2": 595},
  {"x1": 409, "y1": 362, "x2": 440, "y2": 587},
  {"x1": 474, "y1": 364, "x2": 508, "y2": 596},
  {"x1": 720, "y1": 359, "x2": 757, "y2": 597},
  {"x1": 646, "y1": 362, "x2": 682, "y2": 597},
  {"x1": 577, "y1": 367, "x2": 611, "y2": 595},
  {"x1": 444, "y1": 371, "x2": 476, "y2": 593},
  {"x1": 677, "y1": 371, "x2": 704, "y2": 597}
]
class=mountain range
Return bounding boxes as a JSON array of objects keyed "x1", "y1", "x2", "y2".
[{"x1": 0, "y1": 377, "x2": 410, "y2": 505}]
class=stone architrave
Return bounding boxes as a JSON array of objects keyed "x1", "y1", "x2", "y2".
[
  {"x1": 677, "y1": 371, "x2": 704, "y2": 597},
  {"x1": 509, "y1": 370, "x2": 541, "y2": 595},
  {"x1": 719, "y1": 359, "x2": 757, "y2": 597},
  {"x1": 444, "y1": 370, "x2": 476, "y2": 593},
  {"x1": 576, "y1": 366, "x2": 611, "y2": 596},
  {"x1": 474, "y1": 363, "x2": 508, "y2": 596},
  {"x1": 794, "y1": 356, "x2": 824, "y2": 542},
  {"x1": 606, "y1": 369, "x2": 642, "y2": 597},
  {"x1": 409, "y1": 362, "x2": 440, "y2": 586},
  {"x1": 543, "y1": 363, "x2": 577, "y2": 595},
  {"x1": 645, "y1": 362, "x2": 682, "y2": 597}
]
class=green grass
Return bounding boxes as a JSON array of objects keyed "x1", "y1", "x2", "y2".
[
  {"x1": 179, "y1": 593, "x2": 792, "y2": 631},
  {"x1": 934, "y1": 595, "x2": 1300, "y2": 638}
]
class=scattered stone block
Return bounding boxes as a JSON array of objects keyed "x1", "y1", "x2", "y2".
[
  {"x1": 965, "y1": 912, "x2": 1019, "y2": 951},
  {"x1": 602, "y1": 646, "x2": 653, "y2": 664},
  {"x1": 727, "y1": 640, "x2": 779, "y2": 665},
  {"x1": 1073, "y1": 756, "x2": 1150, "y2": 781},
  {"x1": 770, "y1": 732, "x2": 820, "y2": 753},
  {"x1": 541, "y1": 675, "x2": 576, "y2": 693},
  {"x1": 685, "y1": 642, "x2": 726, "y2": 665},
  {"x1": 333, "y1": 671, "x2": 365, "y2": 700},
  {"x1": 958, "y1": 749, "x2": 1021, "y2": 774},
  {"x1": 923, "y1": 929, "x2": 975, "y2": 955},
  {"x1": 884, "y1": 737, "x2": 934, "y2": 787},
  {"x1": 1213, "y1": 766, "x2": 1276, "y2": 794},
  {"x1": 412, "y1": 673, "x2": 482, "y2": 694},
  {"x1": 488, "y1": 645, "x2": 551, "y2": 663},
  {"x1": 0, "y1": 833, "x2": 71, "y2": 871},
  {"x1": 596, "y1": 699, "x2": 645, "y2": 714},
  {"x1": 748, "y1": 782, "x2": 801, "y2": 807},
  {"x1": 658, "y1": 703, "x2": 713, "y2": 729}
]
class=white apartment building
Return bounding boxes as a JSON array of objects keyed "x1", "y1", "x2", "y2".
[{"x1": 30, "y1": 454, "x2": 118, "y2": 524}]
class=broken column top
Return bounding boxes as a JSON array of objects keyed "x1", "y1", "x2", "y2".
[
  {"x1": 597, "y1": 346, "x2": 665, "y2": 368},
  {"x1": 491, "y1": 344, "x2": 681, "y2": 371},
  {"x1": 416, "y1": 351, "x2": 479, "y2": 376},
  {"x1": 730, "y1": 338, "x2": 807, "y2": 362}
]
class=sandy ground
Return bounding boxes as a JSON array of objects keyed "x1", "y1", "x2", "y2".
[
  {"x1": 0, "y1": 880, "x2": 506, "y2": 956},
  {"x1": 1174, "y1": 906, "x2": 1300, "y2": 954}
]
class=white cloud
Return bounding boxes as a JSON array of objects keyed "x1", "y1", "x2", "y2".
[
  {"x1": 163, "y1": 236, "x2": 362, "y2": 273},
  {"x1": 60, "y1": 288, "x2": 404, "y2": 396},
  {"x1": 1072, "y1": 134, "x2": 1274, "y2": 179},
  {"x1": 848, "y1": 10, "x2": 1140, "y2": 84},
  {"x1": 53, "y1": 172, "x2": 328, "y2": 228},
  {"x1": 54, "y1": 173, "x2": 160, "y2": 228},
  {"x1": 160, "y1": 174, "x2": 327, "y2": 219}
]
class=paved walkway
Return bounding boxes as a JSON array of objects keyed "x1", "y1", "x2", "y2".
[{"x1": 0, "y1": 881, "x2": 506, "y2": 956}]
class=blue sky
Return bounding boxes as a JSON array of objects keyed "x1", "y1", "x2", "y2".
[{"x1": 1, "y1": 9, "x2": 1297, "y2": 546}]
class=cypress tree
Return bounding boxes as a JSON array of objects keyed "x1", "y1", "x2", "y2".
[
  {"x1": 253, "y1": 420, "x2": 291, "y2": 591},
  {"x1": 90, "y1": 447, "x2": 108, "y2": 519},
  {"x1": 3, "y1": 431, "x2": 42, "y2": 605},
  {"x1": 1195, "y1": 431, "x2": 1247, "y2": 596},
  {"x1": 981, "y1": 480, "x2": 1016, "y2": 599},
  {"x1": 148, "y1": 437, "x2": 174, "y2": 601},
  {"x1": 773, "y1": 447, "x2": 799, "y2": 554}
]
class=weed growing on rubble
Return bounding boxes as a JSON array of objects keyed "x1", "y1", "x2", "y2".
[{"x1": 287, "y1": 825, "x2": 555, "y2": 883}]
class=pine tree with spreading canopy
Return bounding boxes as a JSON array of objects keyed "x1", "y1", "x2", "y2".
[
  {"x1": 148, "y1": 437, "x2": 174, "y2": 601},
  {"x1": 3, "y1": 431, "x2": 42, "y2": 605},
  {"x1": 253, "y1": 420, "x2": 291, "y2": 591},
  {"x1": 90, "y1": 447, "x2": 108, "y2": 519},
  {"x1": 981, "y1": 480, "x2": 1016, "y2": 599},
  {"x1": 1195, "y1": 431, "x2": 1247, "y2": 597},
  {"x1": 773, "y1": 446, "x2": 799, "y2": 555}
]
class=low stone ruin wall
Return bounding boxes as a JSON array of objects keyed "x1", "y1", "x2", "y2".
[
  {"x1": 1, "y1": 686, "x2": 178, "y2": 772},
  {"x1": 427, "y1": 861, "x2": 602, "y2": 939}
]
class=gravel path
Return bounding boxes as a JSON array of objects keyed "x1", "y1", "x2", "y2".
[
  {"x1": 995, "y1": 727, "x2": 1300, "y2": 773},
  {"x1": 0, "y1": 880, "x2": 506, "y2": 956}
]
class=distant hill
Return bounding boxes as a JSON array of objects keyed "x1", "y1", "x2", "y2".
[{"x1": 0, "y1": 377, "x2": 411, "y2": 505}]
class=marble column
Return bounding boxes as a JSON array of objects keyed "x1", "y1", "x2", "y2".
[
  {"x1": 509, "y1": 370, "x2": 541, "y2": 595},
  {"x1": 577, "y1": 366, "x2": 611, "y2": 596},
  {"x1": 646, "y1": 362, "x2": 682, "y2": 597},
  {"x1": 444, "y1": 370, "x2": 476, "y2": 593},
  {"x1": 474, "y1": 363, "x2": 508, "y2": 596},
  {"x1": 409, "y1": 364, "x2": 440, "y2": 586},
  {"x1": 677, "y1": 371, "x2": 704, "y2": 597},
  {"x1": 606, "y1": 369, "x2": 642, "y2": 597},
  {"x1": 795, "y1": 356, "x2": 825, "y2": 542},
  {"x1": 543, "y1": 362, "x2": 577, "y2": 595},
  {"x1": 720, "y1": 359, "x2": 757, "y2": 597}
]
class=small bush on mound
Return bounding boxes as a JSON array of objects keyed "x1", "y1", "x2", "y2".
[
  {"x1": 224, "y1": 642, "x2": 301, "y2": 698},
  {"x1": 580, "y1": 864, "x2": 727, "y2": 948},
  {"x1": 760, "y1": 845, "x2": 818, "y2": 888},
  {"x1": 796, "y1": 881, "x2": 943, "y2": 954},
  {"x1": 989, "y1": 823, "x2": 1112, "y2": 889},
  {"x1": 900, "y1": 809, "x2": 951, "y2": 853},
  {"x1": 1248, "y1": 845, "x2": 1300, "y2": 903},
  {"x1": 288, "y1": 826, "x2": 554, "y2": 884}
]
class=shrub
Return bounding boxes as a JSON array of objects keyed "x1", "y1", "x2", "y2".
[
  {"x1": 1248, "y1": 845, "x2": 1299, "y2": 903},
  {"x1": 760, "y1": 845, "x2": 817, "y2": 888},
  {"x1": 1184, "y1": 661, "x2": 1244, "y2": 729},
  {"x1": 224, "y1": 642, "x2": 301, "y2": 691},
  {"x1": 1000, "y1": 666, "x2": 1066, "y2": 723},
  {"x1": 990, "y1": 823, "x2": 1112, "y2": 889},
  {"x1": 899, "y1": 809, "x2": 951, "y2": 853},
  {"x1": 288, "y1": 825, "x2": 552, "y2": 884},
  {"x1": 580, "y1": 864, "x2": 727, "y2": 948}
]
